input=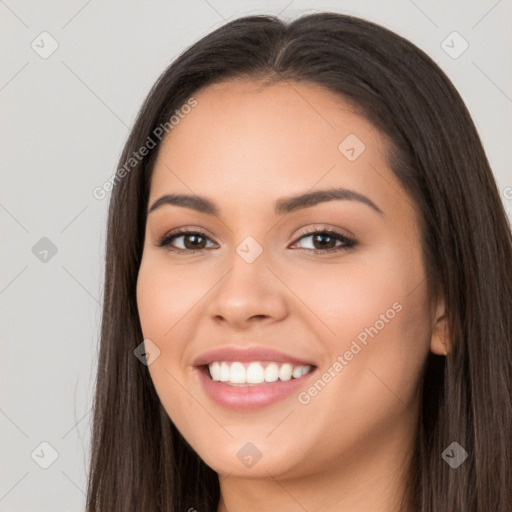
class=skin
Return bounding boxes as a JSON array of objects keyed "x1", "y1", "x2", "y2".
[{"x1": 136, "y1": 78, "x2": 449, "y2": 512}]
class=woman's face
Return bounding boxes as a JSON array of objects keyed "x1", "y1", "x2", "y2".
[{"x1": 136, "y1": 79, "x2": 446, "y2": 484}]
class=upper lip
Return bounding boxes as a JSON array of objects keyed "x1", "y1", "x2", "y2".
[{"x1": 192, "y1": 345, "x2": 317, "y2": 367}]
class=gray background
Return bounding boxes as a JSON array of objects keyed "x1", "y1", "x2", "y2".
[{"x1": 1, "y1": 0, "x2": 510, "y2": 510}]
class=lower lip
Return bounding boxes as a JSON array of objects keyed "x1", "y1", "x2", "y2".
[{"x1": 195, "y1": 366, "x2": 317, "y2": 411}]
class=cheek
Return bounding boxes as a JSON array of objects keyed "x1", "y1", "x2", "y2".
[
  {"x1": 136, "y1": 257, "x2": 213, "y2": 392},
  {"x1": 136, "y1": 259, "x2": 205, "y2": 428},
  {"x1": 292, "y1": 271, "x2": 430, "y2": 459},
  {"x1": 136, "y1": 263, "x2": 165, "y2": 341},
  {"x1": 347, "y1": 253, "x2": 430, "y2": 402},
  {"x1": 136, "y1": 257, "x2": 205, "y2": 340},
  {"x1": 287, "y1": 242, "x2": 431, "y2": 398},
  {"x1": 278, "y1": 244, "x2": 426, "y2": 345}
]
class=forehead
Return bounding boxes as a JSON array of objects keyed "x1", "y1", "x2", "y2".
[
  {"x1": 156, "y1": 78, "x2": 383, "y2": 159},
  {"x1": 148, "y1": 78, "x2": 412, "y2": 223}
]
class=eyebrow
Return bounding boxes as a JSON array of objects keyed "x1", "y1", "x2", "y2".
[{"x1": 147, "y1": 187, "x2": 384, "y2": 216}]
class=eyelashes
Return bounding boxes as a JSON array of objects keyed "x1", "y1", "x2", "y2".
[
  {"x1": 155, "y1": 226, "x2": 357, "y2": 256},
  {"x1": 156, "y1": 227, "x2": 217, "y2": 254}
]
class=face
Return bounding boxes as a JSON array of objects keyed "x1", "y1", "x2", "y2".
[{"x1": 136, "y1": 78, "x2": 446, "y2": 483}]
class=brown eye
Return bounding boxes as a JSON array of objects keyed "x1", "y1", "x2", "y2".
[
  {"x1": 311, "y1": 233, "x2": 338, "y2": 250},
  {"x1": 292, "y1": 228, "x2": 356, "y2": 254},
  {"x1": 156, "y1": 227, "x2": 356, "y2": 255},
  {"x1": 157, "y1": 229, "x2": 217, "y2": 253},
  {"x1": 180, "y1": 233, "x2": 207, "y2": 250}
]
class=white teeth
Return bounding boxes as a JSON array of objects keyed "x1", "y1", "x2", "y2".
[
  {"x1": 207, "y1": 361, "x2": 313, "y2": 385},
  {"x1": 292, "y1": 365, "x2": 303, "y2": 379},
  {"x1": 210, "y1": 362, "x2": 221, "y2": 380},
  {"x1": 264, "y1": 363, "x2": 279, "y2": 382},
  {"x1": 246, "y1": 362, "x2": 265, "y2": 384},
  {"x1": 230, "y1": 362, "x2": 246, "y2": 383},
  {"x1": 219, "y1": 362, "x2": 230, "y2": 382},
  {"x1": 278, "y1": 363, "x2": 293, "y2": 381}
]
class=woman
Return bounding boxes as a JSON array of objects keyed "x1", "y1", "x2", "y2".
[{"x1": 86, "y1": 12, "x2": 512, "y2": 512}]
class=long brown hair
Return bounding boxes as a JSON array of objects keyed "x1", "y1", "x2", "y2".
[{"x1": 86, "y1": 12, "x2": 512, "y2": 511}]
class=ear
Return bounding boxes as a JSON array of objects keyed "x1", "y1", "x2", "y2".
[{"x1": 429, "y1": 296, "x2": 450, "y2": 356}]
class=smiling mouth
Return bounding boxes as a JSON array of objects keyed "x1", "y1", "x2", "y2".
[{"x1": 201, "y1": 361, "x2": 316, "y2": 387}]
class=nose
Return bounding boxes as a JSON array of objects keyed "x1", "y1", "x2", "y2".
[{"x1": 205, "y1": 248, "x2": 289, "y2": 330}]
